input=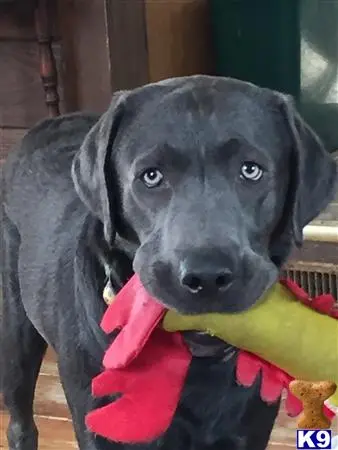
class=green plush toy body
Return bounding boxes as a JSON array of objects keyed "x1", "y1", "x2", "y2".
[{"x1": 163, "y1": 283, "x2": 338, "y2": 405}]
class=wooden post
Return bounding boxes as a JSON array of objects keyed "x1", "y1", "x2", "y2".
[{"x1": 34, "y1": 0, "x2": 60, "y2": 117}]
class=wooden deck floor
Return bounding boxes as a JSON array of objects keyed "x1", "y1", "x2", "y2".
[
  {"x1": 0, "y1": 349, "x2": 75, "y2": 450},
  {"x1": 1, "y1": 348, "x2": 328, "y2": 450}
]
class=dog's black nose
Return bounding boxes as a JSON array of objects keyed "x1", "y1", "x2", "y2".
[
  {"x1": 181, "y1": 270, "x2": 233, "y2": 294},
  {"x1": 179, "y1": 252, "x2": 235, "y2": 295}
]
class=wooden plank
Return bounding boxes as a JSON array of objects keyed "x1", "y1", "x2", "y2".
[
  {"x1": 0, "y1": 412, "x2": 306, "y2": 450},
  {"x1": 289, "y1": 241, "x2": 338, "y2": 265},
  {"x1": 34, "y1": 373, "x2": 70, "y2": 419},
  {"x1": 0, "y1": 1, "x2": 59, "y2": 40},
  {"x1": 56, "y1": 0, "x2": 78, "y2": 112},
  {"x1": 267, "y1": 445, "x2": 293, "y2": 449},
  {"x1": 0, "y1": 412, "x2": 76, "y2": 450},
  {"x1": 57, "y1": 0, "x2": 112, "y2": 113},
  {"x1": 268, "y1": 398, "x2": 298, "y2": 448},
  {"x1": 0, "y1": 127, "x2": 27, "y2": 163},
  {"x1": 0, "y1": 348, "x2": 69, "y2": 419},
  {"x1": 40, "y1": 347, "x2": 58, "y2": 377},
  {"x1": 145, "y1": 0, "x2": 214, "y2": 82},
  {"x1": 0, "y1": 41, "x2": 64, "y2": 128},
  {"x1": 105, "y1": 0, "x2": 149, "y2": 91},
  {"x1": 0, "y1": 379, "x2": 322, "y2": 450},
  {"x1": 0, "y1": 373, "x2": 70, "y2": 420},
  {"x1": 58, "y1": 0, "x2": 149, "y2": 113}
]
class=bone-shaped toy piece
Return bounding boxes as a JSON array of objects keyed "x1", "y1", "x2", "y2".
[{"x1": 289, "y1": 380, "x2": 337, "y2": 429}]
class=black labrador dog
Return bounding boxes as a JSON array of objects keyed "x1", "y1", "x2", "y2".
[{"x1": 2, "y1": 76, "x2": 337, "y2": 450}]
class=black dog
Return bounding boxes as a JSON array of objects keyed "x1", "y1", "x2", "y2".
[{"x1": 2, "y1": 76, "x2": 337, "y2": 450}]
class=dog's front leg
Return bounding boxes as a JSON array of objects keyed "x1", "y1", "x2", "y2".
[{"x1": 57, "y1": 349, "x2": 124, "y2": 450}]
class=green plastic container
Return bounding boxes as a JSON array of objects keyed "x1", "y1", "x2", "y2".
[{"x1": 210, "y1": 0, "x2": 338, "y2": 151}]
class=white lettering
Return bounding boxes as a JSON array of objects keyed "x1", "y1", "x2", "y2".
[
  {"x1": 316, "y1": 431, "x2": 331, "y2": 448},
  {"x1": 298, "y1": 430, "x2": 315, "y2": 448}
]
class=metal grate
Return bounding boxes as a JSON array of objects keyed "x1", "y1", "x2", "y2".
[{"x1": 282, "y1": 262, "x2": 338, "y2": 301}]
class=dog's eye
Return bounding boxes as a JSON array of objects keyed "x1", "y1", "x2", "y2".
[
  {"x1": 240, "y1": 162, "x2": 263, "y2": 182},
  {"x1": 140, "y1": 168, "x2": 164, "y2": 188}
]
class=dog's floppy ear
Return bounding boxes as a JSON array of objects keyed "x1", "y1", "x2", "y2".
[
  {"x1": 275, "y1": 95, "x2": 337, "y2": 254},
  {"x1": 72, "y1": 91, "x2": 129, "y2": 245},
  {"x1": 281, "y1": 96, "x2": 337, "y2": 244}
]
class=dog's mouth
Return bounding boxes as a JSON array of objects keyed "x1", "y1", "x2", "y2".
[
  {"x1": 103, "y1": 280, "x2": 236, "y2": 359},
  {"x1": 182, "y1": 331, "x2": 236, "y2": 359}
]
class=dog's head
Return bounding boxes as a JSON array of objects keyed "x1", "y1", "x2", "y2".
[{"x1": 72, "y1": 76, "x2": 337, "y2": 314}]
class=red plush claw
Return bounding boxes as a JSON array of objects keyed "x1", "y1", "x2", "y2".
[
  {"x1": 101, "y1": 275, "x2": 166, "y2": 369},
  {"x1": 281, "y1": 279, "x2": 338, "y2": 318},
  {"x1": 236, "y1": 350, "x2": 335, "y2": 419},
  {"x1": 236, "y1": 351, "x2": 295, "y2": 404},
  {"x1": 86, "y1": 274, "x2": 192, "y2": 443},
  {"x1": 86, "y1": 328, "x2": 192, "y2": 443}
]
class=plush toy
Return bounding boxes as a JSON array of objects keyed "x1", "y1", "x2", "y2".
[
  {"x1": 86, "y1": 275, "x2": 338, "y2": 444},
  {"x1": 164, "y1": 280, "x2": 338, "y2": 397}
]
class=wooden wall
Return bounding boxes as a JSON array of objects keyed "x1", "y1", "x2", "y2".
[
  {"x1": 0, "y1": 0, "x2": 213, "y2": 164},
  {"x1": 145, "y1": 0, "x2": 213, "y2": 82},
  {"x1": 0, "y1": 1, "x2": 63, "y2": 163},
  {"x1": 57, "y1": 0, "x2": 113, "y2": 113},
  {"x1": 0, "y1": 0, "x2": 120, "y2": 164}
]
